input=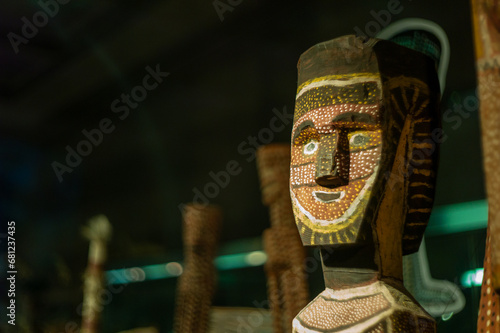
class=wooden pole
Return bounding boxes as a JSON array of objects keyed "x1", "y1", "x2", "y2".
[
  {"x1": 471, "y1": 0, "x2": 500, "y2": 331},
  {"x1": 257, "y1": 144, "x2": 309, "y2": 333},
  {"x1": 173, "y1": 204, "x2": 221, "y2": 333},
  {"x1": 81, "y1": 215, "x2": 112, "y2": 333}
]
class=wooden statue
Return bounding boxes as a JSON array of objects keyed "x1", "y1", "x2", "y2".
[
  {"x1": 256, "y1": 144, "x2": 309, "y2": 333},
  {"x1": 173, "y1": 204, "x2": 221, "y2": 333},
  {"x1": 81, "y1": 215, "x2": 112, "y2": 333},
  {"x1": 289, "y1": 35, "x2": 440, "y2": 332},
  {"x1": 471, "y1": 0, "x2": 500, "y2": 331}
]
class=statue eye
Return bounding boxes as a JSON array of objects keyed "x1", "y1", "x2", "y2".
[
  {"x1": 349, "y1": 133, "x2": 370, "y2": 147},
  {"x1": 304, "y1": 141, "x2": 318, "y2": 155}
]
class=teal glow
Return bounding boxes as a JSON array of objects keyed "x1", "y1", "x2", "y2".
[
  {"x1": 441, "y1": 312, "x2": 454, "y2": 321},
  {"x1": 106, "y1": 262, "x2": 183, "y2": 285},
  {"x1": 426, "y1": 200, "x2": 487, "y2": 236},
  {"x1": 142, "y1": 263, "x2": 180, "y2": 280},
  {"x1": 105, "y1": 251, "x2": 268, "y2": 285},
  {"x1": 214, "y1": 251, "x2": 268, "y2": 270},
  {"x1": 214, "y1": 253, "x2": 249, "y2": 270},
  {"x1": 461, "y1": 268, "x2": 484, "y2": 288}
]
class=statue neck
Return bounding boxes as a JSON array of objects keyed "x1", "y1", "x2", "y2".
[{"x1": 320, "y1": 244, "x2": 403, "y2": 291}]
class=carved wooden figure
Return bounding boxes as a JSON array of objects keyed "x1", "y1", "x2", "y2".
[
  {"x1": 173, "y1": 204, "x2": 221, "y2": 333},
  {"x1": 471, "y1": 0, "x2": 500, "y2": 331},
  {"x1": 256, "y1": 144, "x2": 309, "y2": 333},
  {"x1": 81, "y1": 215, "x2": 112, "y2": 333},
  {"x1": 290, "y1": 35, "x2": 440, "y2": 332}
]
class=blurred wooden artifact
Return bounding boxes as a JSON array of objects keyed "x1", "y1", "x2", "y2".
[
  {"x1": 81, "y1": 215, "x2": 112, "y2": 333},
  {"x1": 471, "y1": 0, "x2": 500, "y2": 331},
  {"x1": 290, "y1": 35, "x2": 440, "y2": 332},
  {"x1": 256, "y1": 144, "x2": 309, "y2": 333},
  {"x1": 173, "y1": 204, "x2": 222, "y2": 333}
]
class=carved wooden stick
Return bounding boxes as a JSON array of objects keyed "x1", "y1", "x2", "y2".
[
  {"x1": 478, "y1": 226, "x2": 500, "y2": 333},
  {"x1": 81, "y1": 215, "x2": 112, "y2": 333},
  {"x1": 173, "y1": 204, "x2": 221, "y2": 333},
  {"x1": 257, "y1": 144, "x2": 309, "y2": 333},
  {"x1": 471, "y1": 0, "x2": 500, "y2": 330}
]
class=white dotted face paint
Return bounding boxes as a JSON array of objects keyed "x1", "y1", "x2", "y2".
[{"x1": 290, "y1": 76, "x2": 384, "y2": 243}]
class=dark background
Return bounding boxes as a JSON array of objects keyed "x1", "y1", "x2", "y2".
[{"x1": 0, "y1": 0, "x2": 486, "y2": 332}]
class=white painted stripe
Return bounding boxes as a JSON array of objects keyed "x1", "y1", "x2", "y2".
[{"x1": 296, "y1": 77, "x2": 382, "y2": 99}]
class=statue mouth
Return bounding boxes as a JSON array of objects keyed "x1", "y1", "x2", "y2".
[{"x1": 312, "y1": 191, "x2": 345, "y2": 203}]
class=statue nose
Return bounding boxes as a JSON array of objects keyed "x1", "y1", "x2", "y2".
[
  {"x1": 315, "y1": 132, "x2": 349, "y2": 188},
  {"x1": 316, "y1": 174, "x2": 344, "y2": 187}
]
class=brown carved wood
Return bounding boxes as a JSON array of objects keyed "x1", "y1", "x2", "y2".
[
  {"x1": 81, "y1": 215, "x2": 112, "y2": 333},
  {"x1": 471, "y1": 0, "x2": 500, "y2": 331},
  {"x1": 173, "y1": 204, "x2": 221, "y2": 333}
]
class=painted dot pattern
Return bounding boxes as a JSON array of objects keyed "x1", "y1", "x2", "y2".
[
  {"x1": 295, "y1": 83, "x2": 380, "y2": 120},
  {"x1": 390, "y1": 311, "x2": 418, "y2": 332},
  {"x1": 298, "y1": 293, "x2": 390, "y2": 330},
  {"x1": 293, "y1": 281, "x2": 435, "y2": 332},
  {"x1": 365, "y1": 322, "x2": 386, "y2": 332},
  {"x1": 294, "y1": 179, "x2": 369, "y2": 221},
  {"x1": 349, "y1": 149, "x2": 381, "y2": 180},
  {"x1": 478, "y1": 228, "x2": 500, "y2": 333},
  {"x1": 290, "y1": 163, "x2": 316, "y2": 186},
  {"x1": 291, "y1": 103, "x2": 382, "y2": 229},
  {"x1": 293, "y1": 105, "x2": 381, "y2": 133},
  {"x1": 418, "y1": 317, "x2": 436, "y2": 333},
  {"x1": 291, "y1": 73, "x2": 439, "y2": 250},
  {"x1": 474, "y1": 5, "x2": 500, "y2": 332},
  {"x1": 290, "y1": 148, "x2": 380, "y2": 187}
]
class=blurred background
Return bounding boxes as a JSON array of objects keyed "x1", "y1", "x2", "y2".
[{"x1": 0, "y1": 0, "x2": 486, "y2": 332}]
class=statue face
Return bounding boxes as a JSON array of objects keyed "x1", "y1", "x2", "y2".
[{"x1": 290, "y1": 75, "x2": 384, "y2": 246}]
